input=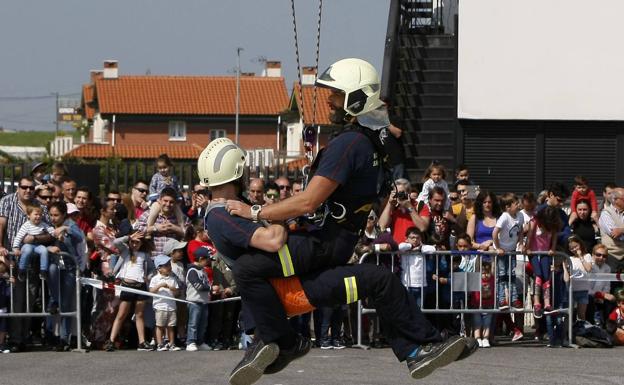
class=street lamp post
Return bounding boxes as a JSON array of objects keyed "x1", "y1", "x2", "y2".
[{"x1": 235, "y1": 47, "x2": 243, "y2": 144}]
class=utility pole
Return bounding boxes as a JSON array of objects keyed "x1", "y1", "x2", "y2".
[
  {"x1": 53, "y1": 92, "x2": 59, "y2": 135},
  {"x1": 235, "y1": 47, "x2": 243, "y2": 144}
]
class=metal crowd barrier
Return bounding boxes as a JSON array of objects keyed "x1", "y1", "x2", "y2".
[
  {"x1": 1, "y1": 251, "x2": 85, "y2": 352},
  {"x1": 353, "y1": 250, "x2": 575, "y2": 350}
]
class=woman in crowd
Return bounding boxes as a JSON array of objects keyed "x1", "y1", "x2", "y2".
[
  {"x1": 46, "y1": 202, "x2": 85, "y2": 351},
  {"x1": 570, "y1": 199, "x2": 599, "y2": 251},
  {"x1": 467, "y1": 190, "x2": 501, "y2": 253}
]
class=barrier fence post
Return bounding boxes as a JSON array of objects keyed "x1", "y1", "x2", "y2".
[
  {"x1": 568, "y1": 267, "x2": 576, "y2": 349},
  {"x1": 73, "y1": 256, "x2": 86, "y2": 353}
]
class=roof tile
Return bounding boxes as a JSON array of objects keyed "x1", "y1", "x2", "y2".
[
  {"x1": 65, "y1": 143, "x2": 204, "y2": 160},
  {"x1": 94, "y1": 76, "x2": 289, "y2": 116}
]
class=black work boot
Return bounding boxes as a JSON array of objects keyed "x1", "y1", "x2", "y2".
[
  {"x1": 406, "y1": 335, "x2": 466, "y2": 380},
  {"x1": 264, "y1": 334, "x2": 311, "y2": 375},
  {"x1": 229, "y1": 339, "x2": 279, "y2": 385}
]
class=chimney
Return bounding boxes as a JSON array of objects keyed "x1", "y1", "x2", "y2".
[
  {"x1": 103, "y1": 60, "x2": 119, "y2": 79},
  {"x1": 263, "y1": 61, "x2": 281, "y2": 77},
  {"x1": 89, "y1": 70, "x2": 103, "y2": 84},
  {"x1": 301, "y1": 66, "x2": 317, "y2": 85},
  {"x1": 241, "y1": 72, "x2": 256, "y2": 77}
]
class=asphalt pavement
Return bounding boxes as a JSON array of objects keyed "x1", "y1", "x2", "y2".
[{"x1": 0, "y1": 344, "x2": 622, "y2": 385}]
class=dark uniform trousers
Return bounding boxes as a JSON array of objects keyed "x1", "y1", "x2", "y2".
[{"x1": 234, "y1": 244, "x2": 442, "y2": 361}]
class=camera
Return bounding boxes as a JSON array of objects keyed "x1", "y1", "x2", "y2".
[{"x1": 396, "y1": 191, "x2": 408, "y2": 200}]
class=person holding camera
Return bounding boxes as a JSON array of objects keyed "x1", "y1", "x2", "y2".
[
  {"x1": 379, "y1": 178, "x2": 431, "y2": 245},
  {"x1": 186, "y1": 183, "x2": 211, "y2": 221}
]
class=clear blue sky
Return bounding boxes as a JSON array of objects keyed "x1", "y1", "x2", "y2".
[{"x1": 0, "y1": 0, "x2": 391, "y2": 132}]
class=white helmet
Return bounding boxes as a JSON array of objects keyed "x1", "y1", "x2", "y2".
[
  {"x1": 197, "y1": 138, "x2": 246, "y2": 187},
  {"x1": 315, "y1": 58, "x2": 384, "y2": 116}
]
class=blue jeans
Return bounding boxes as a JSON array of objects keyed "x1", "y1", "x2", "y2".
[
  {"x1": 530, "y1": 255, "x2": 551, "y2": 282},
  {"x1": 46, "y1": 263, "x2": 76, "y2": 342},
  {"x1": 187, "y1": 302, "x2": 209, "y2": 345},
  {"x1": 408, "y1": 287, "x2": 423, "y2": 309},
  {"x1": 496, "y1": 254, "x2": 518, "y2": 305},
  {"x1": 19, "y1": 243, "x2": 49, "y2": 271},
  {"x1": 546, "y1": 307, "x2": 567, "y2": 346},
  {"x1": 320, "y1": 305, "x2": 344, "y2": 343}
]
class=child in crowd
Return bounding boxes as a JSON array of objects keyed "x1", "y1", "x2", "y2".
[
  {"x1": 398, "y1": 227, "x2": 436, "y2": 308},
  {"x1": 471, "y1": 261, "x2": 494, "y2": 347},
  {"x1": 163, "y1": 238, "x2": 188, "y2": 345},
  {"x1": 525, "y1": 206, "x2": 561, "y2": 318},
  {"x1": 568, "y1": 175, "x2": 600, "y2": 226},
  {"x1": 187, "y1": 219, "x2": 216, "y2": 264},
  {"x1": 453, "y1": 164, "x2": 473, "y2": 187},
  {"x1": 546, "y1": 257, "x2": 570, "y2": 347},
  {"x1": 493, "y1": 193, "x2": 524, "y2": 310},
  {"x1": 50, "y1": 162, "x2": 67, "y2": 185},
  {"x1": 417, "y1": 162, "x2": 451, "y2": 211},
  {"x1": 30, "y1": 162, "x2": 47, "y2": 186},
  {"x1": 457, "y1": 233, "x2": 478, "y2": 273},
  {"x1": 12, "y1": 205, "x2": 65, "y2": 281},
  {"x1": 567, "y1": 235, "x2": 592, "y2": 320},
  {"x1": 106, "y1": 231, "x2": 153, "y2": 352},
  {"x1": 149, "y1": 254, "x2": 181, "y2": 351},
  {"x1": 0, "y1": 261, "x2": 12, "y2": 353},
  {"x1": 185, "y1": 248, "x2": 212, "y2": 352},
  {"x1": 606, "y1": 288, "x2": 624, "y2": 345},
  {"x1": 146, "y1": 154, "x2": 185, "y2": 232}
]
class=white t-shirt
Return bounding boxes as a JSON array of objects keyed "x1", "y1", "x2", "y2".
[
  {"x1": 495, "y1": 212, "x2": 524, "y2": 252},
  {"x1": 149, "y1": 273, "x2": 179, "y2": 311},
  {"x1": 570, "y1": 253, "x2": 593, "y2": 292}
]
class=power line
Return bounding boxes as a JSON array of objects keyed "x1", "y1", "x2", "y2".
[{"x1": 0, "y1": 92, "x2": 81, "y2": 101}]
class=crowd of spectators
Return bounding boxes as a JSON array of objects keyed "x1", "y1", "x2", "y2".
[{"x1": 1, "y1": 158, "x2": 624, "y2": 354}]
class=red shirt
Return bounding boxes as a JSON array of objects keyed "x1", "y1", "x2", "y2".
[
  {"x1": 75, "y1": 214, "x2": 94, "y2": 235},
  {"x1": 187, "y1": 239, "x2": 216, "y2": 263},
  {"x1": 390, "y1": 201, "x2": 430, "y2": 244},
  {"x1": 570, "y1": 189, "x2": 598, "y2": 213}
]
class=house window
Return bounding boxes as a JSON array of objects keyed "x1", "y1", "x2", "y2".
[
  {"x1": 168, "y1": 121, "x2": 186, "y2": 141},
  {"x1": 210, "y1": 129, "x2": 226, "y2": 141}
]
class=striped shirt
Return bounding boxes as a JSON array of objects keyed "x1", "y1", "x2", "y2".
[
  {"x1": 135, "y1": 209, "x2": 186, "y2": 257},
  {"x1": 12, "y1": 220, "x2": 55, "y2": 249},
  {"x1": 0, "y1": 192, "x2": 49, "y2": 249},
  {"x1": 599, "y1": 206, "x2": 624, "y2": 241}
]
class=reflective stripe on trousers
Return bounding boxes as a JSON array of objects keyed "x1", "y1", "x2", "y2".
[
  {"x1": 344, "y1": 276, "x2": 358, "y2": 304},
  {"x1": 278, "y1": 245, "x2": 295, "y2": 277}
]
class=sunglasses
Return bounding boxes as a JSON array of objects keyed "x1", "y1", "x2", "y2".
[
  {"x1": 450, "y1": 196, "x2": 460, "y2": 201},
  {"x1": 278, "y1": 185, "x2": 291, "y2": 191},
  {"x1": 266, "y1": 193, "x2": 279, "y2": 199},
  {"x1": 39, "y1": 196, "x2": 53, "y2": 201},
  {"x1": 20, "y1": 185, "x2": 35, "y2": 191},
  {"x1": 594, "y1": 252, "x2": 608, "y2": 258},
  {"x1": 134, "y1": 187, "x2": 148, "y2": 194},
  {"x1": 107, "y1": 198, "x2": 122, "y2": 203}
]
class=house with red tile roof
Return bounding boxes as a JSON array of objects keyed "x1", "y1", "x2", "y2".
[{"x1": 69, "y1": 60, "x2": 290, "y2": 161}]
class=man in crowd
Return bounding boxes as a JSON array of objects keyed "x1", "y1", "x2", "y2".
[
  {"x1": 275, "y1": 177, "x2": 292, "y2": 201},
  {"x1": 0, "y1": 176, "x2": 53, "y2": 352},
  {"x1": 292, "y1": 180, "x2": 303, "y2": 196},
  {"x1": 264, "y1": 182, "x2": 280, "y2": 206},
  {"x1": 379, "y1": 178, "x2": 430, "y2": 244},
  {"x1": 131, "y1": 180, "x2": 150, "y2": 219},
  {"x1": 137, "y1": 187, "x2": 186, "y2": 256},
  {"x1": 62, "y1": 178, "x2": 77, "y2": 205},
  {"x1": 74, "y1": 186, "x2": 95, "y2": 237},
  {"x1": 248, "y1": 178, "x2": 265, "y2": 206},
  {"x1": 107, "y1": 190, "x2": 122, "y2": 204},
  {"x1": 427, "y1": 186, "x2": 455, "y2": 247},
  {"x1": 599, "y1": 187, "x2": 624, "y2": 273},
  {"x1": 186, "y1": 183, "x2": 211, "y2": 220}
]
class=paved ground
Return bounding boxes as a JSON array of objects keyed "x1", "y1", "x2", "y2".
[{"x1": 1, "y1": 343, "x2": 622, "y2": 385}]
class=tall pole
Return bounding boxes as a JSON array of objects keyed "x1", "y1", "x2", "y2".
[
  {"x1": 235, "y1": 47, "x2": 243, "y2": 144},
  {"x1": 54, "y1": 92, "x2": 59, "y2": 135}
]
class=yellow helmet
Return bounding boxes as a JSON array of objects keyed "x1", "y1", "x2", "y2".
[{"x1": 197, "y1": 138, "x2": 246, "y2": 187}]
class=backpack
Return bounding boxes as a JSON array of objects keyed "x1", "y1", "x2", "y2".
[{"x1": 573, "y1": 320, "x2": 614, "y2": 348}]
